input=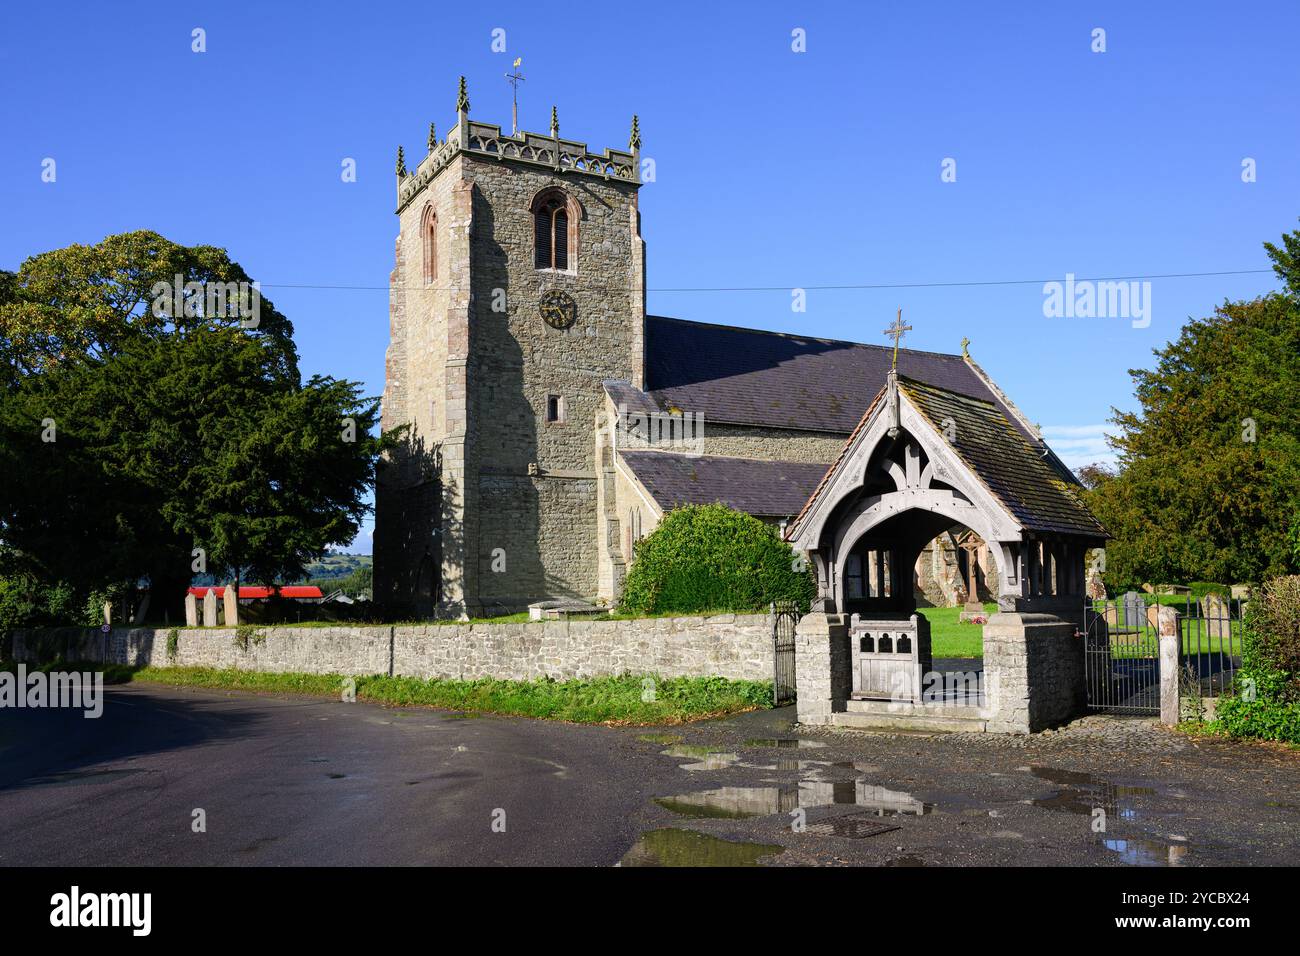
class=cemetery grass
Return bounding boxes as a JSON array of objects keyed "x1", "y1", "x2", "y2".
[
  {"x1": 917, "y1": 604, "x2": 996, "y2": 658},
  {"x1": 97, "y1": 666, "x2": 775, "y2": 724}
]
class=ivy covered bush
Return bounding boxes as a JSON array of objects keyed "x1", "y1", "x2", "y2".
[
  {"x1": 1214, "y1": 575, "x2": 1300, "y2": 743},
  {"x1": 618, "y1": 504, "x2": 815, "y2": 615}
]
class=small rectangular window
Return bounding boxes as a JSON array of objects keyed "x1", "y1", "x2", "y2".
[{"x1": 546, "y1": 394, "x2": 565, "y2": 423}]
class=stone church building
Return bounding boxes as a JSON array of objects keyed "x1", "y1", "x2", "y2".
[{"x1": 374, "y1": 84, "x2": 1072, "y2": 618}]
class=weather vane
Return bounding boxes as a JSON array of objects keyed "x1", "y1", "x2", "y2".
[
  {"x1": 883, "y1": 308, "x2": 912, "y2": 370},
  {"x1": 505, "y1": 57, "x2": 525, "y2": 135}
]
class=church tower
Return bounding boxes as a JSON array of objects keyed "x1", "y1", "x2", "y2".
[{"x1": 374, "y1": 78, "x2": 646, "y2": 617}]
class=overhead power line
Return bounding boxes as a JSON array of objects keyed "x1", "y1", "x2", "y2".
[{"x1": 255, "y1": 268, "x2": 1276, "y2": 294}]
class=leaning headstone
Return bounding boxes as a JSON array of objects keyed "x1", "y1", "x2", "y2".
[
  {"x1": 1201, "y1": 592, "x2": 1231, "y2": 640},
  {"x1": 223, "y1": 585, "x2": 238, "y2": 627},
  {"x1": 202, "y1": 589, "x2": 217, "y2": 627},
  {"x1": 184, "y1": 593, "x2": 198, "y2": 627}
]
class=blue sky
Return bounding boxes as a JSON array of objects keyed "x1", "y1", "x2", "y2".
[{"x1": 3, "y1": 1, "x2": 1297, "y2": 553}]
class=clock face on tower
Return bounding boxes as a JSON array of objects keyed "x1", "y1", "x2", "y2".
[{"x1": 539, "y1": 289, "x2": 577, "y2": 330}]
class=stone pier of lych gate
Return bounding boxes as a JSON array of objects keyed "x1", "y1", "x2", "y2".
[{"x1": 785, "y1": 368, "x2": 1106, "y2": 734}]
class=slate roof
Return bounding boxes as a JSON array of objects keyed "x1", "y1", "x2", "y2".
[
  {"x1": 645, "y1": 315, "x2": 1013, "y2": 434},
  {"x1": 619, "y1": 450, "x2": 829, "y2": 518},
  {"x1": 899, "y1": 379, "x2": 1106, "y2": 538}
]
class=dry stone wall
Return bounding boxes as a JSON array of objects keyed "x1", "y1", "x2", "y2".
[{"x1": 12, "y1": 614, "x2": 774, "y2": 683}]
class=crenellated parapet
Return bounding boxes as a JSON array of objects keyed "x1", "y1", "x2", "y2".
[{"x1": 396, "y1": 78, "x2": 639, "y2": 213}]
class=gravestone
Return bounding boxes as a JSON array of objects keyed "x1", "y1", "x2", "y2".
[
  {"x1": 184, "y1": 593, "x2": 198, "y2": 627},
  {"x1": 1200, "y1": 592, "x2": 1231, "y2": 640},
  {"x1": 223, "y1": 585, "x2": 238, "y2": 627},
  {"x1": 202, "y1": 589, "x2": 217, "y2": 627},
  {"x1": 1102, "y1": 602, "x2": 1120, "y2": 629},
  {"x1": 1121, "y1": 591, "x2": 1144, "y2": 628}
]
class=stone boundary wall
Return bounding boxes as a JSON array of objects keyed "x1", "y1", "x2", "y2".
[{"x1": 10, "y1": 613, "x2": 774, "y2": 683}]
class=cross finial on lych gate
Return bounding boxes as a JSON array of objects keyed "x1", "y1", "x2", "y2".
[{"x1": 883, "y1": 308, "x2": 912, "y2": 370}]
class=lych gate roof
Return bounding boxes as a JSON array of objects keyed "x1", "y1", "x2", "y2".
[
  {"x1": 620, "y1": 451, "x2": 828, "y2": 518},
  {"x1": 645, "y1": 315, "x2": 1017, "y2": 434},
  {"x1": 899, "y1": 379, "x2": 1107, "y2": 539}
]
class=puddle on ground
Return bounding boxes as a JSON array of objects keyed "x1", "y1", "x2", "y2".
[
  {"x1": 885, "y1": 854, "x2": 927, "y2": 866},
  {"x1": 655, "y1": 781, "x2": 932, "y2": 819},
  {"x1": 1030, "y1": 766, "x2": 1156, "y2": 820},
  {"x1": 617, "y1": 828, "x2": 784, "y2": 867},
  {"x1": 1030, "y1": 766, "x2": 1188, "y2": 866},
  {"x1": 327, "y1": 773, "x2": 347, "y2": 779},
  {"x1": 1102, "y1": 838, "x2": 1189, "y2": 867},
  {"x1": 637, "y1": 733, "x2": 684, "y2": 745},
  {"x1": 660, "y1": 744, "x2": 742, "y2": 770},
  {"x1": 443, "y1": 712, "x2": 483, "y2": 720},
  {"x1": 662, "y1": 746, "x2": 837, "y2": 774},
  {"x1": 744, "y1": 738, "x2": 827, "y2": 749}
]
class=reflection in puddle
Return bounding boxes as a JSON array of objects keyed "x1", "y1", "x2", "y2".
[
  {"x1": 662, "y1": 747, "x2": 833, "y2": 774},
  {"x1": 744, "y1": 738, "x2": 827, "y2": 749},
  {"x1": 1030, "y1": 766, "x2": 1188, "y2": 866},
  {"x1": 1030, "y1": 766, "x2": 1155, "y2": 820},
  {"x1": 618, "y1": 828, "x2": 784, "y2": 867},
  {"x1": 656, "y1": 781, "x2": 932, "y2": 819},
  {"x1": 1103, "y1": 838, "x2": 1188, "y2": 867}
]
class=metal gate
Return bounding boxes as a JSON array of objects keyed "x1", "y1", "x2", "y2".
[
  {"x1": 1084, "y1": 594, "x2": 1244, "y2": 716},
  {"x1": 771, "y1": 600, "x2": 800, "y2": 706},
  {"x1": 1083, "y1": 597, "x2": 1161, "y2": 714}
]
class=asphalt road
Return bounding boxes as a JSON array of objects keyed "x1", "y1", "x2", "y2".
[
  {"x1": 1, "y1": 683, "x2": 1296, "y2": 866},
  {"x1": 0, "y1": 684, "x2": 657, "y2": 866}
]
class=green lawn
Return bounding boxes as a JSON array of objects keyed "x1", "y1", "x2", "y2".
[
  {"x1": 45, "y1": 664, "x2": 773, "y2": 725},
  {"x1": 917, "y1": 604, "x2": 997, "y2": 658}
]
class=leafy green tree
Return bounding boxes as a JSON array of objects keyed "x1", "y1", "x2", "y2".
[
  {"x1": 0, "y1": 230, "x2": 295, "y2": 382},
  {"x1": 0, "y1": 233, "x2": 389, "y2": 621},
  {"x1": 1084, "y1": 226, "x2": 1300, "y2": 587}
]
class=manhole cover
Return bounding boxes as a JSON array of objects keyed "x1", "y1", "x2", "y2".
[{"x1": 803, "y1": 814, "x2": 901, "y2": 839}]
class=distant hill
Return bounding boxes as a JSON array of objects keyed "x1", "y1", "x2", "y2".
[
  {"x1": 188, "y1": 554, "x2": 373, "y2": 591},
  {"x1": 298, "y1": 554, "x2": 373, "y2": 582}
]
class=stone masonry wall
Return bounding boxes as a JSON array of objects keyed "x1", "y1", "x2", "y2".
[
  {"x1": 983, "y1": 612, "x2": 1084, "y2": 733},
  {"x1": 466, "y1": 159, "x2": 642, "y2": 608},
  {"x1": 13, "y1": 613, "x2": 773, "y2": 683},
  {"x1": 700, "y1": 423, "x2": 845, "y2": 464}
]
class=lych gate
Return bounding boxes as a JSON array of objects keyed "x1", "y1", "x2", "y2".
[{"x1": 784, "y1": 369, "x2": 1108, "y2": 734}]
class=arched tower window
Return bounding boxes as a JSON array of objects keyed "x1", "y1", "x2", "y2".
[
  {"x1": 531, "y1": 188, "x2": 578, "y2": 272},
  {"x1": 421, "y1": 205, "x2": 437, "y2": 284}
]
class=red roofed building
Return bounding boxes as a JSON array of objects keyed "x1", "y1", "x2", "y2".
[{"x1": 187, "y1": 586, "x2": 323, "y2": 601}]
